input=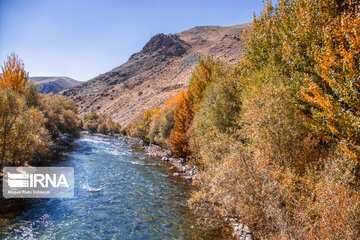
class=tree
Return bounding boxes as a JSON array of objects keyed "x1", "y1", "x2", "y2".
[
  {"x1": 0, "y1": 89, "x2": 21, "y2": 165},
  {"x1": 300, "y1": 3, "x2": 360, "y2": 165},
  {"x1": 0, "y1": 88, "x2": 50, "y2": 167},
  {"x1": 169, "y1": 90, "x2": 193, "y2": 156},
  {"x1": 0, "y1": 53, "x2": 29, "y2": 92},
  {"x1": 169, "y1": 57, "x2": 225, "y2": 156},
  {"x1": 40, "y1": 94, "x2": 81, "y2": 140},
  {"x1": 189, "y1": 57, "x2": 225, "y2": 109}
]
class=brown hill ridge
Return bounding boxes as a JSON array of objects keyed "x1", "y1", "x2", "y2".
[
  {"x1": 62, "y1": 24, "x2": 251, "y2": 125},
  {"x1": 30, "y1": 76, "x2": 80, "y2": 94}
]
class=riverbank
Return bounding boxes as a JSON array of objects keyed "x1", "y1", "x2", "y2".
[
  {"x1": 1, "y1": 134, "x2": 231, "y2": 239},
  {"x1": 1, "y1": 131, "x2": 251, "y2": 239},
  {"x1": 89, "y1": 132, "x2": 252, "y2": 240}
]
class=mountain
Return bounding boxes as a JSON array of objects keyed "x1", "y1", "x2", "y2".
[
  {"x1": 30, "y1": 76, "x2": 80, "y2": 94},
  {"x1": 62, "y1": 24, "x2": 251, "y2": 125}
]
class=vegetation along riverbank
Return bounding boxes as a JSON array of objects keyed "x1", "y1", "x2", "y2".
[
  {"x1": 0, "y1": 53, "x2": 81, "y2": 170},
  {"x1": 0, "y1": 53, "x2": 82, "y2": 216},
  {"x1": 123, "y1": 1, "x2": 360, "y2": 239},
  {"x1": 1, "y1": 0, "x2": 360, "y2": 239}
]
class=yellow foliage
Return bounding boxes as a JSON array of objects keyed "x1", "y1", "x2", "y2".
[{"x1": 189, "y1": 1, "x2": 360, "y2": 236}]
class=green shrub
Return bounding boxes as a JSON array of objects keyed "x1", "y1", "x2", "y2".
[
  {"x1": 158, "y1": 106, "x2": 175, "y2": 139},
  {"x1": 84, "y1": 112, "x2": 99, "y2": 122},
  {"x1": 125, "y1": 109, "x2": 147, "y2": 139},
  {"x1": 23, "y1": 82, "x2": 41, "y2": 108},
  {"x1": 190, "y1": 65, "x2": 243, "y2": 162},
  {"x1": 40, "y1": 94, "x2": 81, "y2": 140},
  {"x1": 83, "y1": 112, "x2": 121, "y2": 134},
  {"x1": 149, "y1": 106, "x2": 175, "y2": 147},
  {"x1": 107, "y1": 121, "x2": 121, "y2": 134},
  {"x1": 83, "y1": 112, "x2": 101, "y2": 133},
  {"x1": 97, "y1": 122, "x2": 108, "y2": 134},
  {"x1": 0, "y1": 88, "x2": 50, "y2": 167}
]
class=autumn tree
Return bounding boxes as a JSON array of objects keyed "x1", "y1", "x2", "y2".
[
  {"x1": 0, "y1": 54, "x2": 34, "y2": 166},
  {"x1": 0, "y1": 53, "x2": 29, "y2": 92},
  {"x1": 189, "y1": 1, "x2": 360, "y2": 238},
  {"x1": 169, "y1": 57, "x2": 225, "y2": 156},
  {"x1": 300, "y1": 3, "x2": 360, "y2": 170},
  {"x1": 243, "y1": 0, "x2": 360, "y2": 166},
  {"x1": 169, "y1": 90, "x2": 194, "y2": 156},
  {"x1": 0, "y1": 88, "x2": 50, "y2": 167},
  {"x1": 148, "y1": 94, "x2": 177, "y2": 146},
  {"x1": 0, "y1": 53, "x2": 81, "y2": 168}
]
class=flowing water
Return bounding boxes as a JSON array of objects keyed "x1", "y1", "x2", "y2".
[{"x1": 0, "y1": 135, "x2": 231, "y2": 239}]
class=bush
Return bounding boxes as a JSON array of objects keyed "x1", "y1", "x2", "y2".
[
  {"x1": 83, "y1": 112, "x2": 101, "y2": 133},
  {"x1": 189, "y1": 66, "x2": 334, "y2": 239},
  {"x1": 126, "y1": 108, "x2": 159, "y2": 142},
  {"x1": 149, "y1": 105, "x2": 175, "y2": 147},
  {"x1": 169, "y1": 57, "x2": 225, "y2": 156},
  {"x1": 107, "y1": 121, "x2": 121, "y2": 134},
  {"x1": 190, "y1": 64, "x2": 243, "y2": 164},
  {"x1": 245, "y1": 0, "x2": 360, "y2": 174},
  {"x1": 125, "y1": 110, "x2": 146, "y2": 138},
  {"x1": 159, "y1": 107, "x2": 175, "y2": 139},
  {"x1": 97, "y1": 122, "x2": 108, "y2": 134},
  {"x1": 40, "y1": 94, "x2": 81, "y2": 140},
  {"x1": 84, "y1": 112, "x2": 99, "y2": 122},
  {"x1": 0, "y1": 88, "x2": 50, "y2": 167},
  {"x1": 0, "y1": 53, "x2": 81, "y2": 169},
  {"x1": 23, "y1": 82, "x2": 41, "y2": 108},
  {"x1": 83, "y1": 112, "x2": 121, "y2": 134}
]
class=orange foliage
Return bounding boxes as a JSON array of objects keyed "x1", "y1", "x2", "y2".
[
  {"x1": 189, "y1": 1, "x2": 360, "y2": 238},
  {"x1": 0, "y1": 53, "x2": 28, "y2": 92},
  {"x1": 189, "y1": 57, "x2": 224, "y2": 109},
  {"x1": 169, "y1": 57, "x2": 224, "y2": 156},
  {"x1": 163, "y1": 93, "x2": 177, "y2": 111},
  {"x1": 169, "y1": 90, "x2": 193, "y2": 156},
  {"x1": 300, "y1": 4, "x2": 360, "y2": 164}
]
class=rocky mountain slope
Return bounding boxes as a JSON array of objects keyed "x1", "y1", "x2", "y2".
[
  {"x1": 30, "y1": 76, "x2": 80, "y2": 94},
  {"x1": 62, "y1": 24, "x2": 251, "y2": 125}
]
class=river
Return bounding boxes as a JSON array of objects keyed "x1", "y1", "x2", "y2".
[{"x1": 0, "y1": 135, "x2": 232, "y2": 239}]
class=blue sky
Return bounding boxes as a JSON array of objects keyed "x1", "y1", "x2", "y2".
[{"x1": 0, "y1": 0, "x2": 265, "y2": 81}]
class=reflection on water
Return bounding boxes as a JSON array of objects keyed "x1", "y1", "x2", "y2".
[{"x1": 0, "y1": 135, "x2": 232, "y2": 239}]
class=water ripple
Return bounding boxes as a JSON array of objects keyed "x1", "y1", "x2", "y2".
[{"x1": 1, "y1": 135, "x2": 220, "y2": 239}]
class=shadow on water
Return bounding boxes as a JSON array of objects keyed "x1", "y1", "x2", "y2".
[{"x1": 0, "y1": 135, "x2": 234, "y2": 240}]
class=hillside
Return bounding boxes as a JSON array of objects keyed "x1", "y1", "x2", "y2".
[
  {"x1": 62, "y1": 24, "x2": 251, "y2": 125},
  {"x1": 30, "y1": 76, "x2": 80, "y2": 94}
]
